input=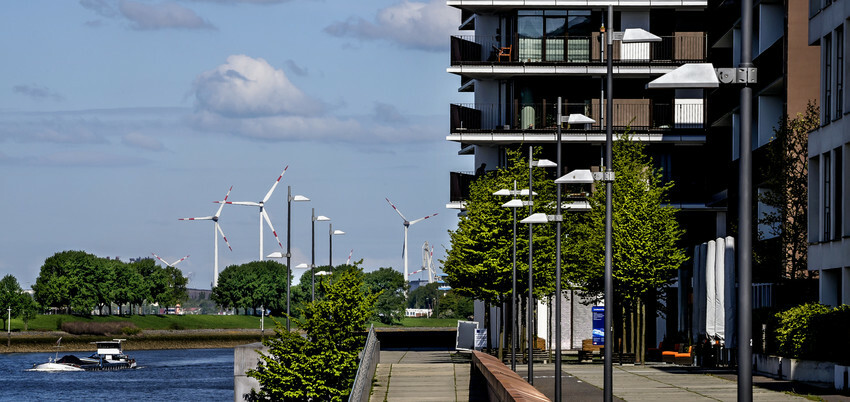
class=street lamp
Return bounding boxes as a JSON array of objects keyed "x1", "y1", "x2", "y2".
[
  {"x1": 599, "y1": 14, "x2": 661, "y2": 401},
  {"x1": 524, "y1": 149, "x2": 555, "y2": 385},
  {"x1": 494, "y1": 182, "x2": 534, "y2": 372},
  {"x1": 284, "y1": 187, "x2": 310, "y2": 331},
  {"x1": 294, "y1": 263, "x2": 316, "y2": 302},
  {"x1": 646, "y1": 1, "x2": 756, "y2": 396},
  {"x1": 312, "y1": 209, "x2": 330, "y2": 302},
  {"x1": 329, "y1": 224, "x2": 345, "y2": 268},
  {"x1": 551, "y1": 100, "x2": 595, "y2": 402}
]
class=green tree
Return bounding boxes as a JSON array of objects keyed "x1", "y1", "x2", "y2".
[
  {"x1": 33, "y1": 251, "x2": 91, "y2": 313},
  {"x1": 129, "y1": 258, "x2": 158, "y2": 314},
  {"x1": 110, "y1": 260, "x2": 144, "y2": 315},
  {"x1": 408, "y1": 282, "x2": 441, "y2": 308},
  {"x1": 0, "y1": 275, "x2": 24, "y2": 329},
  {"x1": 758, "y1": 102, "x2": 818, "y2": 280},
  {"x1": 247, "y1": 268, "x2": 377, "y2": 401},
  {"x1": 443, "y1": 147, "x2": 559, "y2": 350},
  {"x1": 436, "y1": 290, "x2": 474, "y2": 319},
  {"x1": 567, "y1": 136, "x2": 687, "y2": 363},
  {"x1": 18, "y1": 293, "x2": 40, "y2": 331},
  {"x1": 364, "y1": 267, "x2": 407, "y2": 324}
]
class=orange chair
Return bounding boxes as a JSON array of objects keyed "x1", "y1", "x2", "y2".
[
  {"x1": 662, "y1": 343, "x2": 680, "y2": 363},
  {"x1": 674, "y1": 346, "x2": 694, "y2": 365},
  {"x1": 497, "y1": 45, "x2": 512, "y2": 61}
]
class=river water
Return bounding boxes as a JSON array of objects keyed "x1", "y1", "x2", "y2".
[{"x1": 0, "y1": 348, "x2": 234, "y2": 401}]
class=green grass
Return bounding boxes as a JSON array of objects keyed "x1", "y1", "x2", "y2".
[
  {"x1": 11, "y1": 314, "x2": 269, "y2": 332},
  {"x1": 9, "y1": 315, "x2": 459, "y2": 332}
]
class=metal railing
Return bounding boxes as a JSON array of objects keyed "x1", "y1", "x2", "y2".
[
  {"x1": 450, "y1": 171, "x2": 476, "y2": 202},
  {"x1": 451, "y1": 101, "x2": 705, "y2": 133},
  {"x1": 349, "y1": 325, "x2": 380, "y2": 402},
  {"x1": 451, "y1": 33, "x2": 707, "y2": 65}
]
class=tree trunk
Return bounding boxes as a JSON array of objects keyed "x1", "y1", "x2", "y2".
[
  {"x1": 640, "y1": 299, "x2": 646, "y2": 365},
  {"x1": 498, "y1": 300, "x2": 505, "y2": 361}
]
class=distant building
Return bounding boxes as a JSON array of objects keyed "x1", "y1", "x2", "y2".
[
  {"x1": 187, "y1": 288, "x2": 211, "y2": 300},
  {"x1": 807, "y1": 0, "x2": 849, "y2": 306}
]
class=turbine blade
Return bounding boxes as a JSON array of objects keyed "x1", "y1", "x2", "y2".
[
  {"x1": 152, "y1": 252, "x2": 169, "y2": 266},
  {"x1": 173, "y1": 255, "x2": 190, "y2": 266},
  {"x1": 262, "y1": 210, "x2": 283, "y2": 249},
  {"x1": 217, "y1": 223, "x2": 233, "y2": 251},
  {"x1": 385, "y1": 197, "x2": 409, "y2": 222},
  {"x1": 215, "y1": 201, "x2": 260, "y2": 207},
  {"x1": 179, "y1": 216, "x2": 214, "y2": 221},
  {"x1": 214, "y1": 186, "x2": 233, "y2": 218},
  {"x1": 262, "y1": 166, "x2": 288, "y2": 204},
  {"x1": 409, "y1": 213, "x2": 439, "y2": 225}
]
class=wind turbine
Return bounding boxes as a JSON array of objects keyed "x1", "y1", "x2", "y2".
[
  {"x1": 346, "y1": 249, "x2": 354, "y2": 266},
  {"x1": 151, "y1": 253, "x2": 190, "y2": 268},
  {"x1": 218, "y1": 166, "x2": 287, "y2": 261},
  {"x1": 179, "y1": 186, "x2": 233, "y2": 288},
  {"x1": 385, "y1": 198, "x2": 438, "y2": 282}
]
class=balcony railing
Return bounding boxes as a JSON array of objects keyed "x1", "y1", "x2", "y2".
[
  {"x1": 450, "y1": 171, "x2": 476, "y2": 202},
  {"x1": 451, "y1": 33, "x2": 707, "y2": 65},
  {"x1": 451, "y1": 101, "x2": 705, "y2": 133}
]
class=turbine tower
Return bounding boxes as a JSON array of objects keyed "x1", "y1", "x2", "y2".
[
  {"x1": 179, "y1": 186, "x2": 233, "y2": 288},
  {"x1": 385, "y1": 197, "x2": 437, "y2": 282},
  {"x1": 219, "y1": 166, "x2": 287, "y2": 261}
]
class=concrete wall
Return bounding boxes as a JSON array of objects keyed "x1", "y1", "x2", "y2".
[{"x1": 234, "y1": 342, "x2": 268, "y2": 402}]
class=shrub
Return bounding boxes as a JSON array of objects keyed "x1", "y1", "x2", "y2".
[
  {"x1": 61, "y1": 321, "x2": 138, "y2": 336},
  {"x1": 774, "y1": 303, "x2": 850, "y2": 362}
]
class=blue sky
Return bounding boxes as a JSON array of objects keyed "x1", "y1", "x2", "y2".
[{"x1": 0, "y1": 0, "x2": 471, "y2": 289}]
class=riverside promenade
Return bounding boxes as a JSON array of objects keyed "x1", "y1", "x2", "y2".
[{"x1": 369, "y1": 349, "x2": 846, "y2": 401}]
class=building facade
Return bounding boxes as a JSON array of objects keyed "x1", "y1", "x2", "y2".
[{"x1": 808, "y1": 0, "x2": 849, "y2": 306}]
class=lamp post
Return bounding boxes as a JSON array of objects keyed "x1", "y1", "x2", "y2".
[
  {"x1": 7, "y1": 306, "x2": 10, "y2": 347},
  {"x1": 495, "y1": 183, "x2": 533, "y2": 372},
  {"x1": 551, "y1": 101, "x2": 596, "y2": 401},
  {"x1": 286, "y1": 187, "x2": 309, "y2": 331},
  {"x1": 329, "y1": 224, "x2": 345, "y2": 268},
  {"x1": 312, "y1": 209, "x2": 330, "y2": 302},
  {"x1": 526, "y1": 150, "x2": 556, "y2": 385},
  {"x1": 646, "y1": 3, "x2": 754, "y2": 395}
]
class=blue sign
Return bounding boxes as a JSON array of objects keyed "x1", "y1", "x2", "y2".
[{"x1": 592, "y1": 306, "x2": 605, "y2": 345}]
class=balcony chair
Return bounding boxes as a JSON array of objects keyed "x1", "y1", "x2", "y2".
[{"x1": 497, "y1": 45, "x2": 512, "y2": 62}]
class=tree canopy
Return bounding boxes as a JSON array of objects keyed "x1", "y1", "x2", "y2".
[
  {"x1": 443, "y1": 147, "x2": 560, "y2": 304},
  {"x1": 211, "y1": 260, "x2": 287, "y2": 315},
  {"x1": 363, "y1": 267, "x2": 407, "y2": 324},
  {"x1": 247, "y1": 268, "x2": 377, "y2": 401},
  {"x1": 31, "y1": 250, "x2": 188, "y2": 315}
]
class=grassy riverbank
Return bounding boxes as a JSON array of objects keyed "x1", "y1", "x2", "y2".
[
  {"x1": 1, "y1": 315, "x2": 459, "y2": 354},
  {"x1": 8, "y1": 314, "x2": 459, "y2": 332}
]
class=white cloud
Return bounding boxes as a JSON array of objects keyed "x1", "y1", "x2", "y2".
[
  {"x1": 324, "y1": 0, "x2": 460, "y2": 51},
  {"x1": 192, "y1": 55, "x2": 322, "y2": 118},
  {"x1": 122, "y1": 132, "x2": 165, "y2": 151},
  {"x1": 119, "y1": 0, "x2": 216, "y2": 30},
  {"x1": 189, "y1": 55, "x2": 442, "y2": 143}
]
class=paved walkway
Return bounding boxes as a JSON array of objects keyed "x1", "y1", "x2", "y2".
[
  {"x1": 524, "y1": 363, "x2": 808, "y2": 401},
  {"x1": 371, "y1": 349, "x2": 849, "y2": 401},
  {"x1": 369, "y1": 348, "x2": 481, "y2": 402}
]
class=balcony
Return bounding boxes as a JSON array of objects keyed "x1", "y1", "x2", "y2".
[
  {"x1": 446, "y1": 0, "x2": 708, "y2": 12},
  {"x1": 452, "y1": 99, "x2": 704, "y2": 130},
  {"x1": 450, "y1": 33, "x2": 706, "y2": 66}
]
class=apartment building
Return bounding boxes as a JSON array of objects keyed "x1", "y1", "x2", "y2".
[
  {"x1": 808, "y1": 0, "x2": 849, "y2": 306},
  {"x1": 446, "y1": 0, "x2": 716, "y2": 349}
]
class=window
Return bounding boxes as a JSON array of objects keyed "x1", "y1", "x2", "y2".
[
  {"x1": 824, "y1": 151, "x2": 832, "y2": 241},
  {"x1": 834, "y1": 148, "x2": 842, "y2": 240},
  {"x1": 837, "y1": 26, "x2": 844, "y2": 118},
  {"x1": 517, "y1": 10, "x2": 591, "y2": 62},
  {"x1": 825, "y1": 33, "x2": 833, "y2": 123}
]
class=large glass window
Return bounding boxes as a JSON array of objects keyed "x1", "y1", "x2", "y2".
[
  {"x1": 825, "y1": 33, "x2": 832, "y2": 123},
  {"x1": 836, "y1": 25, "x2": 844, "y2": 118},
  {"x1": 518, "y1": 11, "x2": 544, "y2": 62},
  {"x1": 518, "y1": 10, "x2": 591, "y2": 62}
]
